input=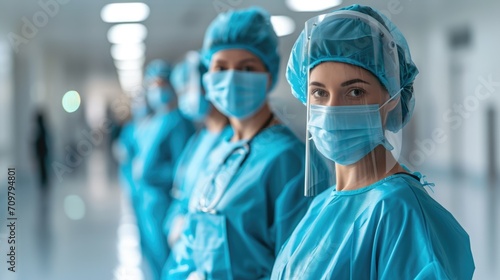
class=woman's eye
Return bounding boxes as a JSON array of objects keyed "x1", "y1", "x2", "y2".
[
  {"x1": 213, "y1": 65, "x2": 226, "y2": 71},
  {"x1": 241, "y1": 65, "x2": 256, "y2": 72},
  {"x1": 311, "y1": 88, "x2": 329, "y2": 99},
  {"x1": 346, "y1": 88, "x2": 365, "y2": 98}
]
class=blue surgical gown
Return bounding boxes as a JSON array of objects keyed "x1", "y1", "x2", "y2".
[
  {"x1": 134, "y1": 109, "x2": 195, "y2": 279},
  {"x1": 163, "y1": 125, "x2": 312, "y2": 280},
  {"x1": 271, "y1": 173, "x2": 475, "y2": 280},
  {"x1": 117, "y1": 122, "x2": 137, "y2": 198},
  {"x1": 163, "y1": 126, "x2": 232, "y2": 244}
]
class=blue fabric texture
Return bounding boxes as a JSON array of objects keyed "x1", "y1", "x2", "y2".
[
  {"x1": 201, "y1": 7, "x2": 280, "y2": 90},
  {"x1": 117, "y1": 122, "x2": 137, "y2": 196},
  {"x1": 133, "y1": 109, "x2": 195, "y2": 279},
  {"x1": 203, "y1": 70, "x2": 268, "y2": 120},
  {"x1": 145, "y1": 59, "x2": 172, "y2": 84},
  {"x1": 147, "y1": 87, "x2": 175, "y2": 110},
  {"x1": 163, "y1": 126, "x2": 232, "y2": 244},
  {"x1": 271, "y1": 173, "x2": 475, "y2": 279},
  {"x1": 287, "y1": 4, "x2": 418, "y2": 131},
  {"x1": 307, "y1": 104, "x2": 393, "y2": 165},
  {"x1": 171, "y1": 55, "x2": 211, "y2": 121},
  {"x1": 163, "y1": 125, "x2": 322, "y2": 280}
]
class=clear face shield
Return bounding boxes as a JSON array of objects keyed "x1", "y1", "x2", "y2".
[{"x1": 303, "y1": 11, "x2": 403, "y2": 196}]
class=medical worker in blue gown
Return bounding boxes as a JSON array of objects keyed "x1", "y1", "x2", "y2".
[
  {"x1": 162, "y1": 51, "x2": 231, "y2": 250},
  {"x1": 133, "y1": 60, "x2": 195, "y2": 280},
  {"x1": 114, "y1": 97, "x2": 150, "y2": 221},
  {"x1": 163, "y1": 7, "x2": 321, "y2": 280},
  {"x1": 271, "y1": 5, "x2": 475, "y2": 280}
]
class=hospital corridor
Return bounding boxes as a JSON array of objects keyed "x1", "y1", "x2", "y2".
[{"x1": 0, "y1": 1, "x2": 499, "y2": 279}]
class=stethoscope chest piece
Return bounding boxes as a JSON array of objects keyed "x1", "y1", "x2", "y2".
[{"x1": 195, "y1": 113, "x2": 274, "y2": 214}]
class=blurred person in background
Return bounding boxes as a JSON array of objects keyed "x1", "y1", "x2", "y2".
[
  {"x1": 113, "y1": 95, "x2": 151, "y2": 243},
  {"x1": 32, "y1": 109, "x2": 51, "y2": 191},
  {"x1": 271, "y1": 5, "x2": 475, "y2": 279},
  {"x1": 105, "y1": 101, "x2": 124, "y2": 178},
  {"x1": 162, "y1": 51, "x2": 231, "y2": 252},
  {"x1": 163, "y1": 7, "x2": 324, "y2": 280},
  {"x1": 133, "y1": 60, "x2": 195, "y2": 280}
]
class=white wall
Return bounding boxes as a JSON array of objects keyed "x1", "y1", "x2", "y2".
[
  {"x1": 10, "y1": 42, "x2": 93, "y2": 181},
  {"x1": 0, "y1": 39, "x2": 14, "y2": 186},
  {"x1": 408, "y1": 2, "x2": 500, "y2": 179}
]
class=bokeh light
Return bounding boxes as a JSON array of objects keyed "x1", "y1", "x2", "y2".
[
  {"x1": 64, "y1": 195, "x2": 86, "y2": 220},
  {"x1": 62, "y1": 90, "x2": 81, "y2": 113}
]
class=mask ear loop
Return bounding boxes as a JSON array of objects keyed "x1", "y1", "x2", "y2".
[
  {"x1": 379, "y1": 87, "x2": 403, "y2": 110},
  {"x1": 378, "y1": 87, "x2": 405, "y2": 174}
]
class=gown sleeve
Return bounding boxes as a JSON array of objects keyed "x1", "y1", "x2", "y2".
[
  {"x1": 375, "y1": 188, "x2": 474, "y2": 280},
  {"x1": 265, "y1": 148, "x2": 312, "y2": 255},
  {"x1": 139, "y1": 116, "x2": 195, "y2": 187}
]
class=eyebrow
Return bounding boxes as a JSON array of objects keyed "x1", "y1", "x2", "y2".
[
  {"x1": 309, "y1": 81, "x2": 326, "y2": 87},
  {"x1": 238, "y1": 58, "x2": 260, "y2": 64},
  {"x1": 341, "y1": 79, "x2": 370, "y2": 87},
  {"x1": 213, "y1": 58, "x2": 259, "y2": 67},
  {"x1": 213, "y1": 59, "x2": 227, "y2": 65},
  {"x1": 309, "y1": 79, "x2": 370, "y2": 88}
]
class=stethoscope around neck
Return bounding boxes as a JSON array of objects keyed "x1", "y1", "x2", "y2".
[{"x1": 197, "y1": 113, "x2": 275, "y2": 214}]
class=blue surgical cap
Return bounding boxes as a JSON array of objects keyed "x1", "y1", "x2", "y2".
[
  {"x1": 170, "y1": 61, "x2": 188, "y2": 93},
  {"x1": 287, "y1": 4, "x2": 419, "y2": 130},
  {"x1": 144, "y1": 59, "x2": 172, "y2": 84},
  {"x1": 201, "y1": 7, "x2": 280, "y2": 90},
  {"x1": 170, "y1": 52, "x2": 207, "y2": 94}
]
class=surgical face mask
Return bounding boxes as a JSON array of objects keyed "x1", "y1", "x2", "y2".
[
  {"x1": 203, "y1": 70, "x2": 268, "y2": 120},
  {"x1": 178, "y1": 92, "x2": 211, "y2": 121},
  {"x1": 147, "y1": 86, "x2": 173, "y2": 111},
  {"x1": 131, "y1": 104, "x2": 149, "y2": 120},
  {"x1": 307, "y1": 96, "x2": 397, "y2": 166}
]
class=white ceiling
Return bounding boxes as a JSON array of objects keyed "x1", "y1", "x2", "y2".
[{"x1": 0, "y1": 0, "x2": 495, "y2": 73}]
